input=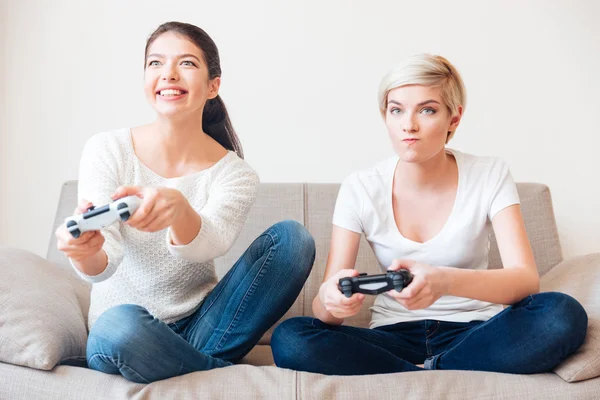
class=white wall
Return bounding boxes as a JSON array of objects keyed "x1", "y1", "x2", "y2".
[
  {"x1": 2, "y1": 0, "x2": 599, "y2": 260},
  {"x1": 0, "y1": 0, "x2": 6, "y2": 216}
]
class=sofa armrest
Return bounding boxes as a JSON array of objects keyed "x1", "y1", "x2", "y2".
[{"x1": 540, "y1": 253, "x2": 600, "y2": 382}]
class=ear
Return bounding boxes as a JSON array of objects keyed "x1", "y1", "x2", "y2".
[
  {"x1": 207, "y1": 77, "x2": 221, "y2": 99},
  {"x1": 448, "y1": 105, "x2": 463, "y2": 131}
]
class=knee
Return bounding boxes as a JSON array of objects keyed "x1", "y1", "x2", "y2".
[
  {"x1": 536, "y1": 292, "x2": 588, "y2": 348},
  {"x1": 270, "y1": 220, "x2": 316, "y2": 272},
  {"x1": 87, "y1": 304, "x2": 150, "y2": 356},
  {"x1": 271, "y1": 317, "x2": 315, "y2": 368}
]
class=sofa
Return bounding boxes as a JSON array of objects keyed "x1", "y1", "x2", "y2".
[{"x1": 1, "y1": 181, "x2": 599, "y2": 399}]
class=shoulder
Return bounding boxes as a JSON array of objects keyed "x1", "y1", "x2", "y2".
[
  {"x1": 211, "y1": 151, "x2": 260, "y2": 187},
  {"x1": 342, "y1": 156, "x2": 396, "y2": 192},
  {"x1": 450, "y1": 148, "x2": 511, "y2": 180},
  {"x1": 79, "y1": 128, "x2": 131, "y2": 171},
  {"x1": 82, "y1": 128, "x2": 130, "y2": 157}
]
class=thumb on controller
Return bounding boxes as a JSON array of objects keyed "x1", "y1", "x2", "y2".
[
  {"x1": 111, "y1": 185, "x2": 143, "y2": 200},
  {"x1": 388, "y1": 259, "x2": 415, "y2": 271},
  {"x1": 74, "y1": 198, "x2": 93, "y2": 214}
]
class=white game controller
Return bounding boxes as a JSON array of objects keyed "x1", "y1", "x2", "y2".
[{"x1": 65, "y1": 196, "x2": 142, "y2": 238}]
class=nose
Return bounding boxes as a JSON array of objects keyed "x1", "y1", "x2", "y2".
[
  {"x1": 402, "y1": 112, "x2": 418, "y2": 133},
  {"x1": 160, "y1": 61, "x2": 179, "y2": 82}
]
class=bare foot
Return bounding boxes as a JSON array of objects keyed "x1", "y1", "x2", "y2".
[{"x1": 416, "y1": 364, "x2": 425, "y2": 368}]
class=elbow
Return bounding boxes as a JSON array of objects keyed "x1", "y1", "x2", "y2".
[
  {"x1": 527, "y1": 267, "x2": 540, "y2": 295},
  {"x1": 312, "y1": 296, "x2": 343, "y2": 326},
  {"x1": 530, "y1": 274, "x2": 541, "y2": 295},
  {"x1": 517, "y1": 269, "x2": 540, "y2": 301},
  {"x1": 214, "y1": 238, "x2": 236, "y2": 259},
  {"x1": 167, "y1": 240, "x2": 233, "y2": 264}
]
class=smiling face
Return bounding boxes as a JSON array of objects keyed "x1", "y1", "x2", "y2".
[
  {"x1": 384, "y1": 84, "x2": 462, "y2": 163},
  {"x1": 144, "y1": 32, "x2": 220, "y2": 119}
]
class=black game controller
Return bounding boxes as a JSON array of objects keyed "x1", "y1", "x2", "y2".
[{"x1": 338, "y1": 270, "x2": 414, "y2": 298}]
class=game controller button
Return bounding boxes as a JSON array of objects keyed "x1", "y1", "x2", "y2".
[
  {"x1": 117, "y1": 203, "x2": 128, "y2": 210},
  {"x1": 66, "y1": 220, "x2": 77, "y2": 228},
  {"x1": 71, "y1": 228, "x2": 81, "y2": 239},
  {"x1": 120, "y1": 211, "x2": 131, "y2": 221}
]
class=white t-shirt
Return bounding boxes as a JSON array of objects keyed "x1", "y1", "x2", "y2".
[{"x1": 332, "y1": 148, "x2": 520, "y2": 328}]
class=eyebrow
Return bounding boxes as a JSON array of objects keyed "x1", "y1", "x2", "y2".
[
  {"x1": 387, "y1": 99, "x2": 441, "y2": 107},
  {"x1": 147, "y1": 53, "x2": 201, "y2": 62}
]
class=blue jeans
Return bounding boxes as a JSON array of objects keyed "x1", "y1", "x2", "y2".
[
  {"x1": 87, "y1": 220, "x2": 315, "y2": 383},
  {"x1": 271, "y1": 292, "x2": 587, "y2": 375}
]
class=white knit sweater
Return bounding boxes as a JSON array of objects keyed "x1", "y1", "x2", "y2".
[{"x1": 71, "y1": 128, "x2": 259, "y2": 330}]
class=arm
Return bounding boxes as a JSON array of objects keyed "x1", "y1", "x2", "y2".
[
  {"x1": 442, "y1": 158, "x2": 538, "y2": 304},
  {"x1": 70, "y1": 247, "x2": 110, "y2": 277},
  {"x1": 169, "y1": 203, "x2": 202, "y2": 246},
  {"x1": 390, "y1": 204, "x2": 539, "y2": 309},
  {"x1": 312, "y1": 225, "x2": 362, "y2": 325},
  {"x1": 109, "y1": 160, "x2": 259, "y2": 263},
  {"x1": 443, "y1": 203, "x2": 539, "y2": 304},
  {"x1": 69, "y1": 134, "x2": 124, "y2": 282},
  {"x1": 166, "y1": 164, "x2": 259, "y2": 263}
]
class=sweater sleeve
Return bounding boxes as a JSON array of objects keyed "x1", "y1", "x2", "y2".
[
  {"x1": 166, "y1": 158, "x2": 260, "y2": 263},
  {"x1": 69, "y1": 133, "x2": 125, "y2": 283}
]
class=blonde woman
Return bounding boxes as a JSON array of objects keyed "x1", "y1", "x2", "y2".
[{"x1": 271, "y1": 54, "x2": 587, "y2": 375}]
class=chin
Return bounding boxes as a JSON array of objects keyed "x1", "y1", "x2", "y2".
[
  {"x1": 152, "y1": 106, "x2": 187, "y2": 119},
  {"x1": 395, "y1": 148, "x2": 422, "y2": 163}
]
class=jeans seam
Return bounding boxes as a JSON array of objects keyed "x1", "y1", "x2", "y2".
[
  {"x1": 212, "y1": 232, "x2": 276, "y2": 351},
  {"x1": 88, "y1": 353, "x2": 150, "y2": 384},
  {"x1": 185, "y1": 233, "x2": 274, "y2": 338},
  {"x1": 426, "y1": 321, "x2": 441, "y2": 338},
  {"x1": 195, "y1": 266, "x2": 236, "y2": 320}
]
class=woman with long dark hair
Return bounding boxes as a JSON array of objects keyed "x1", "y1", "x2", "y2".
[{"x1": 55, "y1": 21, "x2": 315, "y2": 383}]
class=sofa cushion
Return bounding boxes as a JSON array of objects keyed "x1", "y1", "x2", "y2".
[
  {"x1": 541, "y1": 253, "x2": 600, "y2": 382},
  {"x1": 297, "y1": 368, "x2": 600, "y2": 400},
  {"x1": 0, "y1": 362, "x2": 295, "y2": 400},
  {"x1": 0, "y1": 246, "x2": 87, "y2": 370}
]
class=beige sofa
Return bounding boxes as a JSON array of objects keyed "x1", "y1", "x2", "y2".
[{"x1": 1, "y1": 181, "x2": 599, "y2": 399}]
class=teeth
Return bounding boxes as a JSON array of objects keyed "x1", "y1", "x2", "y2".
[{"x1": 160, "y1": 89, "x2": 184, "y2": 96}]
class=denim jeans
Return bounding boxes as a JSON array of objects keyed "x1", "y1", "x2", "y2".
[
  {"x1": 271, "y1": 292, "x2": 588, "y2": 375},
  {"x1": 86, "y1": 220, "x2": 315, "y2": 383}
]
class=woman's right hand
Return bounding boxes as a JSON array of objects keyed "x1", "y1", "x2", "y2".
[
  {"x1": 55, "y1": 199, "x2": 105, "y2": 262},
  {"x1": 318, "y1": 269, "x2": 366, "y2": 319}
]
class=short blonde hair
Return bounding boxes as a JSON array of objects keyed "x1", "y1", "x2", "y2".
[{"x1": 378, "y1": 54, "x2": 467, "y2": 141}]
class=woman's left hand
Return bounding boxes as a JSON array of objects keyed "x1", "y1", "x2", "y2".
[
  {"x1": 386, "y1": 259, "x2": 450, "y2": 310},
  {"x1": 111, "y1": 186, "x2": 189, "y2": 233}
]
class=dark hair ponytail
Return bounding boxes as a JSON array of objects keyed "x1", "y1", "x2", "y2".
[{"x1": 145, "y1": 21, "x2": 244, "y2": 159}]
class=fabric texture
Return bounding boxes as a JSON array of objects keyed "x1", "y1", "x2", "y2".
[
  {"x1": 0, "y1": 246, "x2": 87, "y2": 370},
  {"x1": 72, "y1": 129, "x2": 259, "y2": 330}
]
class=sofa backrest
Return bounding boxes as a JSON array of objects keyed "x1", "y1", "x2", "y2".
[{"x1": 47, "y1": 181, "x2": 563, "y2": 339}]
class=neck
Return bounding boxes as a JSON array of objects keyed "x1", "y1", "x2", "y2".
[
  {"x1": 394, "y1": 148, "x2": 455, "y2": 192},
  {"x1": 151, "y1": 113, "x2": 211, "y2": 163}
]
